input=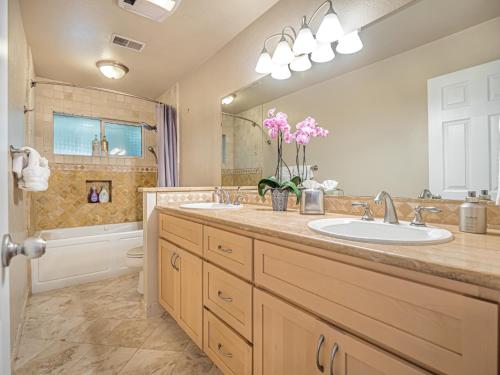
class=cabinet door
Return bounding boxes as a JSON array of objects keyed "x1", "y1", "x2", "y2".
[
  {"x1": 158, "y1": 239, "x2": 178, "y2": 318},
  {"x1": 254, "y1": 288, "x2": 329, "y2": 375},
  {"x1": 177, "y1": 247, "x2": 203, "y2": 348},
  {"x1": 255, "y1": 289, "x2": 429, "y2": 375}
]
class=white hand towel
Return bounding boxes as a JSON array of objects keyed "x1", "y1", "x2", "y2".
[
  {"x1": 12, "y1": 153, "x2": 26, "y2": 179},
  {"x1": 17, "y1": 146, "x2": 51, "y2": 192}
]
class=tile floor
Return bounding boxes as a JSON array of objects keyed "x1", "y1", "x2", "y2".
[{"x1": 14, "y1": 273, "x2": 222, "y2": 375}]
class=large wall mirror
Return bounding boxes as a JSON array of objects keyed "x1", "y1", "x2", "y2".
[{"x1": 220, "y1": 0, "x2": 500, "y2": 200}]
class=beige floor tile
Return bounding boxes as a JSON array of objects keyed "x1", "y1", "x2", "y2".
[
  {"x1": 22, "y1": 314, "x2": 88, "y2": 341},
  {"x1": 141, "y1": 314, "x2": 190, "y2": 352},
  {"x1": 118, "y1": 349, "x2": 178, "y2": 375},
  {"x1": 14, "y1": 340, "x2": 92, "y2": 375},
  {"x1": 13, "y1": 337, "x2": 54, "y2": 369},
  {"x1": 66, "y1": 345, "x2": 137, "y2": 375}
]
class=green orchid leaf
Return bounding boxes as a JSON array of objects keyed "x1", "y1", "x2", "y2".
[
  {"x1": 290, "y1": 175, "x2": 302, "y2": 186},
  {"x1": 258, "y1": 177, "x2": 280, "y2": 197},
  {"x1": 280, "y1": 180, "x2": 302, "y2": 204}
]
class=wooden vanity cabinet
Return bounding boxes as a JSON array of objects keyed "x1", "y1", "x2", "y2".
[
  {"x1": 254, "y1": 289, "x2": 429, "y2": 375},
  {"x1": 158, "y1": 238, "x2": 203, "y2": 348}
]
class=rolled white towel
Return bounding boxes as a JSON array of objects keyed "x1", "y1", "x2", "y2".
[{"x1": 12, "y1": 153, "x2": 26, "y2": 179}]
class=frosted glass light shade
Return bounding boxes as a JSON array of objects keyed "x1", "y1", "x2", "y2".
[
  {"x1": 316, "y1": 10, "x2": 344, "y2": 43},
  {"x1": 96, "y1": 60, "x2": 129, "y2": 79},
  {"x1": 336, "y1": 30, "x2": 363, "y2": 54},
  {"x1": 271, "y1": 64, "x2": 291, "y2": 80},
  {"x1": 290, "y1": 54, "x2": 311, "y2": 72},
  {"x1": 255, "y1": 49, "x2": 273, "y2": 74},
  {"x1": 272, "y1": 38, "x2": 295, "y2": 65},
  {"x1": 293, "y1": 26, "x2": 317, "y2": 55},
  {"x1": 311, "y1": 42, "x2": 335, "y2": 63}
]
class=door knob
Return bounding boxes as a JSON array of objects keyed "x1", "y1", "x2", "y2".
[{"x1": 2, "y1": 234, "x2": 46, "y2": 267}]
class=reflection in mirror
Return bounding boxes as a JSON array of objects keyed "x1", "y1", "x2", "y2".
[{"x1": 220, "y1": 0, "x2": 500, "y2": 201}]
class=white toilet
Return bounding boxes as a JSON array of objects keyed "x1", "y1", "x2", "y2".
[{"x1": 126, "y1": 246, "x2": 144, "y2": 294}]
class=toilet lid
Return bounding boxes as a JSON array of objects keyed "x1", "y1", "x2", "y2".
[{"x1": 127, "y1": 246, "x2": 144, "y2": 258}]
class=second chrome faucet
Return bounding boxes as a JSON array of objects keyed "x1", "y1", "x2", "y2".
[{"x1": 374, "y1": 191, "x2": 399, "y2": 224}]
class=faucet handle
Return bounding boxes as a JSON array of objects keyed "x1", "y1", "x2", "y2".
[
  {"x1": 352, "y1": 202, "x2": 374, "y2": 221},
  {"x1": 410, "y1": 205, "x2": 441, "y2": 227},
  {"x1": 233, "y1": 187, "x2": 243, "y2": 206}
]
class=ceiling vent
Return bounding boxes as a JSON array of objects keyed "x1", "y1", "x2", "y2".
[
  {"x1": 111, "y1": 33, "x2": 146, "y2": 52},
  {"x1": 117, "y1": 0, "x2": 179, "y2": 22}
]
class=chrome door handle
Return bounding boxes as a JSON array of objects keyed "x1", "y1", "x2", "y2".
[
  {"x1": 217, "y1": 291, "x2": 233, "y2": 303},
  {"x1": 328, "y1": 343, "x2": 339, "y2": 375},
  {"x1": 217, "y1": 245, "x2": 233, "y2": 254},
  {"x1": 217, "y1": 343, "x2": 233, "y2": 358},
  {"x1": 316, "y1": 334, "x2": 325, "y2": 372},
  {"x1": 2, "y1": 234, "x2": 46, "y2": 267},
  {"x1": 170, "y1": 253, "x2": 176, "y2": 269}
]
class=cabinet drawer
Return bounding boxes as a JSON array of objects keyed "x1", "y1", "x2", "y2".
[
  {"x1": 159, "y1": 213, "x2": 203, "y2": 256},
  {"x1": 204, "y1": 226, "x2": 253, "y2": 281},
  {"x1": 204, "y1": 262, "x2": 253, "y2": 342},
  {"x1": 255, "y1": 240, "x2": 498, "y2": 375},
  {"x1": 204, "y1": 309, "x2": 253, "y2": 375}
]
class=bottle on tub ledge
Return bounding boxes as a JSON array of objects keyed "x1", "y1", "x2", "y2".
[
  {"x1": 99, "y1": 185, "x2": 110, "y2": 203},
  {"x1": 101, "y1": 135, "x2": 109, "y2": 156},
  {"x1": 88, "y1": 185, "x2": 99, "y2": 204},
  {"x1": 459, "y1": 191, "x2": 487, "y2": 234},
  {"x1": 92, "y1": 134, "x2": 100, "y2": 156}
]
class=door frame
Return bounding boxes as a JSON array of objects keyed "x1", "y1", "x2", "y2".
[{"x1": 0, "y1": 0, "x2": 12, "y2": 373}]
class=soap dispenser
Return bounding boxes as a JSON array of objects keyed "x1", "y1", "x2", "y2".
[
  {"x1": 99, "y1": 186, "x2": 110, "y2": 203},
  {"x1": 459, "y1": 191, "x2": 487, "y2": 234}
]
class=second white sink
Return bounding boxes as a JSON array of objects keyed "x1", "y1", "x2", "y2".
[
  {"x1": 307, "y1": 218, "x2": 453, "y2": 245},
  {"x1": 180, "y1": 202, "x2": 243, "y2": 210}
]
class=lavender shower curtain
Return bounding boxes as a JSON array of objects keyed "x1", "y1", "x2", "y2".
[{"x1": 156, "y1": 103, "x2": 178, "y2": 187}]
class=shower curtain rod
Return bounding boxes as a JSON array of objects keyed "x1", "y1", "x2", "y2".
[{"x1": 31, "y1": 80, "x2": 165, "y2": 105}]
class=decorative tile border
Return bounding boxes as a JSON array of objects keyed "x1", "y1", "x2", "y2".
[
  {"x1": 221, "y1": 167, "x2": 262, "y2": 175},
  {"x1": 51, "y1": 163, "x2": 157, "y2": 173}
]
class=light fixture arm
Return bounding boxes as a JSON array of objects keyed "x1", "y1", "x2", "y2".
[
  {"x1": 307, "y1": 0, "x2": 335, "y2": 27},
  {"x1": 262, "y1": 32, "x2": 295, "y2": 51}
]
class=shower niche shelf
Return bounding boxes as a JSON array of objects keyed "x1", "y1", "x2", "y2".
[{"x1": 86, "y1": 180, "x2": 112, "y2": 204}]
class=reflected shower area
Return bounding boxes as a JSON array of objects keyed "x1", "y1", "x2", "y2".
[{"x1": 221, "y1": 105, "x2": 275, "y2": 186}]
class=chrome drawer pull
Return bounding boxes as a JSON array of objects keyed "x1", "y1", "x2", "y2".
[
  {"x1": 173, "y1": 254, "x2": 180, "y2": 271},
  {"x1": 329, "y1": 343, "x2": 339, "y2": 375},
  {"x1": 217, "y1": 245, "x2": 233, "y2": 254},
  {"x1": 217, "y1": 343, "x2": 233, "y2": 358},
  {"x1": 316, "y1": 334, "x2": 325, "y2": 372},
  {"x1": 217, "y1": 291, "x2": 233, "y2": 303}
]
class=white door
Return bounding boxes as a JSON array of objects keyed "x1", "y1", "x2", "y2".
[
  {"x1": 0, "y1": 0, "x2": 11, "y2": 373},
  {"x1": 428, "y1": 59, "x2": 500, "y2": 200}
]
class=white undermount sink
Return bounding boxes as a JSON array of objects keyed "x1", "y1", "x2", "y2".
[
  {"x1": 179, "y1": 202, "x2": 243, "y2": 210},
  {"x1": 307, "y1": 218, "x2": 453, "y2": 245}
]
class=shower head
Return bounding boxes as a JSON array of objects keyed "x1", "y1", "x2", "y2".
[
  {"x1": 141, "y1": 123, "x2": 157, "y2": 132},
  {"x1": 147, "y1": 146, "x2": 158, "y2": 163}
]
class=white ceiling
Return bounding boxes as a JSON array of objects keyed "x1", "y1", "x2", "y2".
[
  {"x1": 225, "y1": 0, "x2": 500, "y2": 114},
  {"x1": 19, "y1": 0, "x2": 280, "y2": 98}
]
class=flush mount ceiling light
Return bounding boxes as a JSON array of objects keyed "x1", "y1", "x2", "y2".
[
  {"x1": 148, "y1": 0, "x2": 176, "y2": 11},
  {"x1": 221, "y1": 95, "x2": 235, "y2": 105},
  {"x1": 255, "y1": 0, "x2": 363, "y2": 81},
  {"x1": 96, "y1": 60, "x2": 129, "y2": 79}
]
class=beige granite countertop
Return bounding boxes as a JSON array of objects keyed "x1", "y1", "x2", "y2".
[
  {"x1": 157, "y1": 203, "x2": 500, "y2": 291},
  {"x1": 139, "y1": 186, "x2": 256, "y2": 192}
]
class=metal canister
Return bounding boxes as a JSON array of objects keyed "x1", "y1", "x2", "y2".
[
  {"x1": 459, "y1": 191, "x2": 487, "y2": 234},
  {"x1": 300, "y1": 188, "x2": 325, "y2": 215}
]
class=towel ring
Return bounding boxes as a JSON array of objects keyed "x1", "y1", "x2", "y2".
[{"x1": 10, "y1": 145, "x2": 30, "y2": 157}]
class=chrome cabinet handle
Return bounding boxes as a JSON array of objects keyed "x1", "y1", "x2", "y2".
[
  {"x1": 217, "y1": 245, "x2": 233, "y2": 254},
  {"x1": 217, "y1": 343, "x2": 233, "y2": 358},
  {"x1": 173, "y1": 254, "x2": 180, "y2": 271},
  {"x1": 316, "y1": 335, "x2": 325, "y2": 372},
  {"x1": 328, "y1": 343, "x2": 339, "y2": 375},
  {"x1": 217, "y1": 291, "x2": 233, "y2": 303},
  {"x1": 170, "y1": 253, "x2": 176, "y2": 269}
]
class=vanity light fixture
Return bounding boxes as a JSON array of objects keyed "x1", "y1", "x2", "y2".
[
  {"x1": 221, "y1": 95, "x2": 235, "y2": 105},
  {"x1": 336, "y1": 30, "x2": 363, "y2": 54},
  {"x1": 255, "y1": 0, "x2": 363, "y2": 80},
  {"x1": 96, "y1": 60, "x2": 129, "y2": 80}
]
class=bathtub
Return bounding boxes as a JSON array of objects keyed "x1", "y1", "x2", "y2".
[{"x1": 31, "y1": 222, "x2": 143, "y2": 293}]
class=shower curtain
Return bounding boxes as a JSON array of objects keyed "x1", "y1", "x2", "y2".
[{"x1": 156, "y1": 103, "x2": 178, "y2": 187}]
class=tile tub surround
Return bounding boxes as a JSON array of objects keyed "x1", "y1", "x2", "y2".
[
  {"x1": 14, "y1": 273, "x2": 222, "y2": 375},
  {"x1": 157, "y1": 203, "x2": 500, "y2": 291},
  {"x1": 31, "y1": 167, "x2": 156, "y2": 231}
]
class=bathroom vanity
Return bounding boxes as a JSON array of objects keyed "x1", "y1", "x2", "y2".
[{"x1": 155, "y1": 204, "x2": 500, "y2": 375}]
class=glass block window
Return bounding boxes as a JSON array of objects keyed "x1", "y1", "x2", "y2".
[
  {"x1": 105, "y1": 122, "x2": 142, "y2": 157},
  {"x1": 53, "y1": 114, "x2": 101, "y2": 156}
]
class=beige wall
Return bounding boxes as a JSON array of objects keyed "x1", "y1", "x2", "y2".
[
  {"x1": 31, "y1": 80, "x2": 158, "y2": 231},
  {"x1": 7, "y1": 0, "x2": 33, "y2": 353},
  {"x1": 264, "y1": 17, "x2": 500, "y2": 197}
]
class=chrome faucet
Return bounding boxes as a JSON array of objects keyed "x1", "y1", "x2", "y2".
[
  {"x1": 213, "y1": 187, "x2": 223, "y2": 203},
  {"x1": 374, "y1": 191, "x2": 399, "y2": 224},
  {"x1": 233, "y1": 187, "x2": 243, "y2": 205}
]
